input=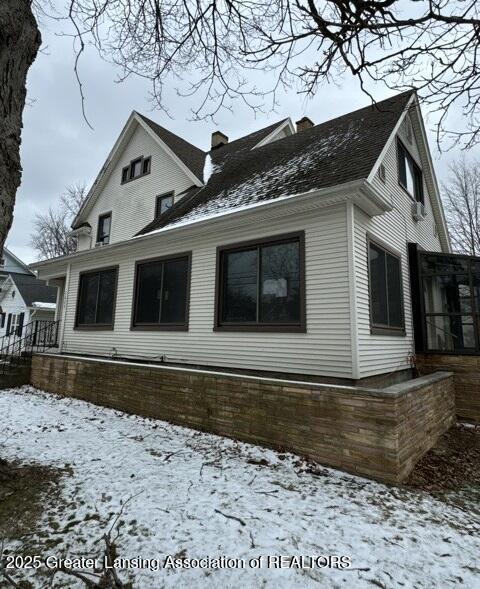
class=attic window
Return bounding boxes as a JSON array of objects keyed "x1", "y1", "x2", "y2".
[
  {"x1": 397, "y1": 139, "x2": 424, "y2": 204},
  {"x1": 121, "y1": 156, "x2": 151, "y2": 184},
  {"x1": 0, "y1": 258, "x2": 4, "y2": 267}
]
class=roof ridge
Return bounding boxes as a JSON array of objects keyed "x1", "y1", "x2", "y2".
[{"x1": 211, "y1": 118, "x2": 289, "y2": 152}]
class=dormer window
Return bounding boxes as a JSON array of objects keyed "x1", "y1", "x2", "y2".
[
  {"x1": 155, "y1": 192, "x2": 174, "y2": 218},
  {"x1": 97, "y1": 212, "x2": 111, "y2": 245},
  {"x1": 121, "y1": 156, "x2": 151, "y2": 184},
  {"x1": 397, "y1": 139, "x2": 424, "y2": 204}
]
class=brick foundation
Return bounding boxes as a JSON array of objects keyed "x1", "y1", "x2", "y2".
[
  {"x1": 416, "y1": 354, "x2": 480, "y2": 423},
  {"x1": 30, "y1": 354, "x2": 455, "y2": 483}
]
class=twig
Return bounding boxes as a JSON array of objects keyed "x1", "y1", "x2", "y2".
[{"x1": 214, "y1": 508, "x2": 246, "y2": 526}]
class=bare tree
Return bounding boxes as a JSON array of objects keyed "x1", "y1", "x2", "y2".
[
  {"x1": 443, "y1": 158, "x2": 480, "y2": 256},
  {"x1": 30, "y1": 183, "x2": 86, "y2": 259},
  {"x1": 0, "y1": 1, "x2": 41, "y2": 259},
  {"x1": 3, "y1": 1, "x2": 480, "y2": 252}
]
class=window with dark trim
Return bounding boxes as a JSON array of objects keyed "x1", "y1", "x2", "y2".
[
  {"x1": 397, "y1": 139, "x2": 424, "y2": 203},
  {"x1": 96, "y1": 213, "x2": 111, "y2": 245},
  {"x1": 121, "y1": 156, "x2": 151, "y2": 184},
  {"x1": 419, "y1": 252, "x2": 480, "y2": 353},
  {"x1": 368, "y1": 239, "x2": 405, "y2": 335},
  {"x1": 132, "y1": 253, "x2": 191, "y2": 330},
  {"x1": 75, "y1": 267, "x2": 118, "y2": 329},
  {"x1": 155, "y1": 192, "x2": 174, "y2": 218},
  {"x1": 215, "y1": 232, "x2": 305, "y2": 332}
]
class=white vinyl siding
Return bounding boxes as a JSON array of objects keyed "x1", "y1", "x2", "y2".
[
  {"x1": 354, "y1": 124, "x2": 443, "y2": 378},
  {"x1": 81, "y1": 125, "x2": 194, "y2": 248},
  {"x1": 0, "y1": 283, "x2": 29, "y2": 339},
  {"x1": 60, "y1": 205, "x2": 353, "y2": 379}
]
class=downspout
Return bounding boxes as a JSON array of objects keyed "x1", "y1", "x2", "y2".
[
  {"x1": 58, "y1": 262, "x2": 71, "y2": 353},
  {"x1": 346, "y1": 202, "x2": 360, "y2": 380}
]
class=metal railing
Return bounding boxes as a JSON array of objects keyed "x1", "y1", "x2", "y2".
[{"x1": 0, "y1": 319, "x2": 59, "y2": 375}]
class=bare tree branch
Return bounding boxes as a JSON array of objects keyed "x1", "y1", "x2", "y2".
[
  {"x1": 443, "y1": 157, "x2": 480, "y2": 255},
  {"x1": 30, "y1": 182, "x2": 86, "y2": 259}
]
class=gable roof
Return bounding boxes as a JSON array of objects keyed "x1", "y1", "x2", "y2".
[
  {"x1": 72, "y1": 112, "x2": 207, "y2": 230},
  {"x1": 136, "y1": 113, "x2": 206, "y2": 181},
  {"x1": 0, "y1": 247, "x2": 34, "y2": 276},
  {"x1": 9, "y1": 273, "x2": 57, "y2": 307},
  {"x1": 137, "y1": 91, "x2": 414, "y2": 236}
]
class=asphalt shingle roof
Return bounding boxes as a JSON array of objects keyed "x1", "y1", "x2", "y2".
[
  {"x1": 10, "y1": 273, "x2": 57, "y2": 307},
  {"x1": 137, "y1": 113, "x2": 206, "y2": 181},
  {"x1": 136, "y1": 91, "x2": 414, "y2": 236}
]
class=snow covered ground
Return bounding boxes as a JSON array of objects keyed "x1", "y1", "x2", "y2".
[{"x1": 0, "y1": 385, "x2": 479, "y2": 588}]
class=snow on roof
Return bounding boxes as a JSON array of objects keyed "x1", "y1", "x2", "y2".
[
  {"x1": 136, "y1": 91, "x2": 413, "y2": 238},
  {"x1": 32, "y1": 301, "x2": 56, "y2": 310}
]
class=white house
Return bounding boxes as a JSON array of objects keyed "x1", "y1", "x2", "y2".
[
  {"x1": 31, "y1": 91, "x2": 453, "y2": 385},
  {"x1": 0, "y1": 249, "x2": 57, "y2": 343},
  {"x1": 0, "y1": 246, "x2": 34, "y2": 287}
]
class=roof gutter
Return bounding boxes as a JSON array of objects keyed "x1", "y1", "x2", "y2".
[{"x1": 30, "y1": 178, "x2": 390, "y2": 272}]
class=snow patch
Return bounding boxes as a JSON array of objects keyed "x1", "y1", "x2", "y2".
[
  {"x1": 0, "y1": 385, "x2": 478, "y2": 588},
  {"x1": 32, "y1": 302, "x2": 56, "y2": 310},
  {"x1": 203, "y1": 153, "x2": 213, "y2": 183}
]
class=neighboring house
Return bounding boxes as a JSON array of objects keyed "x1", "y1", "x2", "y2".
[
  {"x1": 0, "y1": 272, "x2": 57, "y2": 342},
  {"x1": 0, "y1": 246, "x2": 35, "y2": 288},
  {"x1": 31, "y1": 91, "x2": 455, "y2": 384}
]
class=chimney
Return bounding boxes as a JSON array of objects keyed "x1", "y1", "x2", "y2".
[
  {"x1": 211, "y1": 130, "x2": 229, "y2": 149},
  {"x1": 296, "y1": 117, "x2": 314, "y2": 132}
]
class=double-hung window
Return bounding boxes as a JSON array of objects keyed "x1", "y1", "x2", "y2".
[
  {"x1": 97, "y1": 213, "x2": 111, "y2": 245},
  {"x1": 132, "y1": 253, "x2": 191, "y2": 330},
  {"x1": 368, "y1": 239, "x2": 405, "y2": 335},
  {"x1": 397, "y1": 139, "x2": 424, "y2": 203},
  {"x1": 216, "y1": 232, "x2": 305, "y2": 332},
  {"x1": 75, "y1": 267, "x2": 118, "y2": 329}
]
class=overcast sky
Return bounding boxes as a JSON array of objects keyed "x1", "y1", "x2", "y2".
[{"x1": 7, "y1": 12, "x2": 480, "y2": 264}]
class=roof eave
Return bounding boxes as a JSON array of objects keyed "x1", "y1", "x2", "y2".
[{"x1": 32, "y1": 178, "x2": 390, "y2": 276}]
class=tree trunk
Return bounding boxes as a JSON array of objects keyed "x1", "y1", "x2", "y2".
[{"x1": 0, "y1": 0, "x2": 41, "y2": 252}]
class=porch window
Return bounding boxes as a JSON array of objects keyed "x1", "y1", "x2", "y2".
[
  {"x1": 397, "y1": 139, "x2": 424, "y2": 203},
  {"x1": 132, "y1": 253, "x2": 191, "y2": 330},
  {"x1": 97, "y1": 213, "x2": 111, "y2": 245},
  {"x1": 368, "y1": 240, "x2": 405, "y2": 335},
  {"x1": 75, "y1": 267, "x2": 118, "y2": 329},
  {"x1": 155, "y1": 192, "x2": 174, "y2": 218},
  {"x1": 420, "y1": 253, "x2": 479, "y2": 352},
  {"x1": 215, "y1": 232, "x2": 305, "y2": 332}
]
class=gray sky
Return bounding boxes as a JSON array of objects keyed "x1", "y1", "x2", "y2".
[{"x1": 8, "y1": 13, "x2": 479, "y2": 264}]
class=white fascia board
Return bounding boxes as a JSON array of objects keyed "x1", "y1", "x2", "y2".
[
  {"x1": 367, "y1": 93, "x2": 416, "y2": 183},
  {"x1": 367, "y1": 94, "x2": 450, "y2": 252},
  {"x1": 410, "y1": 98, "x2": 451, "y2": 252},
  {"x1": 72, "y1": 111, "x2": 138, "y2": 227},
  {"x1": 252, "y1": 119, "x2": 296, "y2": 149},
  {"x1": 2, "y1": 246, "x2": 34, "y2": 275}
]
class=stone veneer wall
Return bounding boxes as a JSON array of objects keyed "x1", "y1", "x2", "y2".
[
  {"x1": 30, "y1": 354, "x2": 455, "y2": 483},
  {"x1": 416, "y1": 354, "x2": 480, "y2": 423}
]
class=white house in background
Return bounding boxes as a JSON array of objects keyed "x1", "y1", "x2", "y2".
[
  {"x1": 0, "y1": 271, "x2": 57, "y2": 341},
  {"x1": 31, "y1": 91, "x2": 452, "y2": 385},
  {"x1": 0, "y1": 246, "x2": 34, "y2": 287}
]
